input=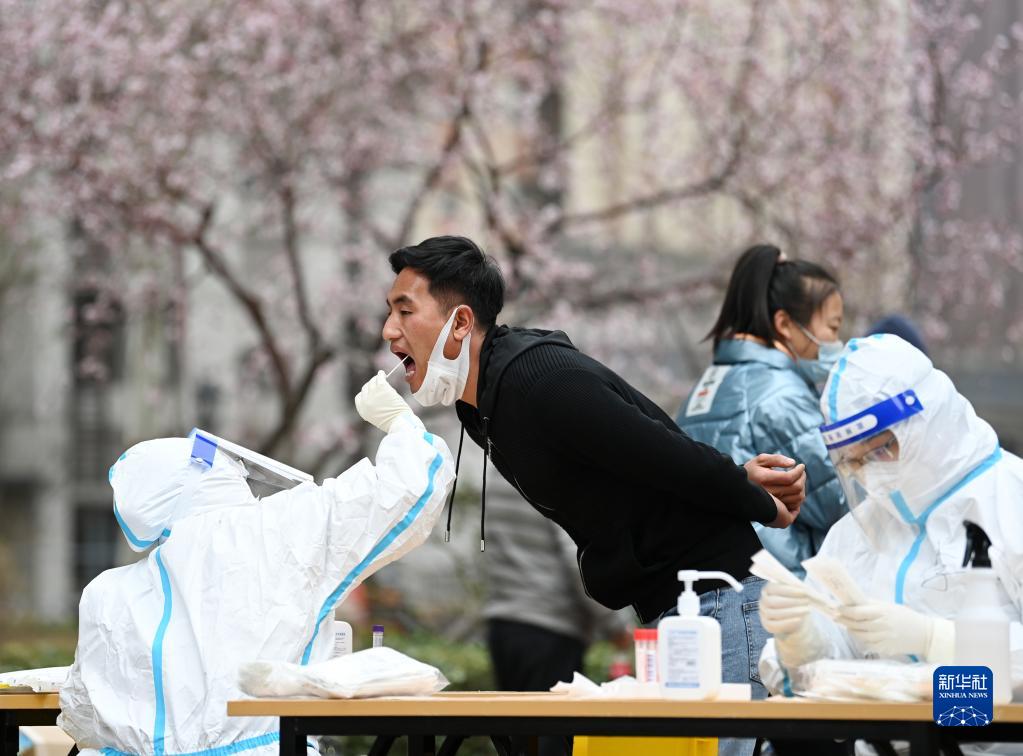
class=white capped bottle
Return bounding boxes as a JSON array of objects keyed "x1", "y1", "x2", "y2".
[
  {"x1": 954, "y1": 521, "x2": 1011, "y2": 704},
  {"x1": 332, "y1": 619, "x2": 353, "y2": 658},
  {"x1": 657, "y1": 570, "x2": 743, "y2": 700}
]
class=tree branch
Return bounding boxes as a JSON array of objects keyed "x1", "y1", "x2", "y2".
[
  {"x1": 539, "y1": 0, "x2": 760, "y2": 235},
  {"x1": 279, "y1": 183, "x2": 324, "y2": 354},
  {"x1": 260, "y1": 339, "x2": 334, "y2": 454},
  {"x1": 463, "y1": 120, "x2": 533, "y2": 286},
  {"x1": 188, "y1": 205, "x2": 293, "y2": 404},
  {"x1": 388, "y1": 35, "x2": 491, "y2": 249},
  {"x1": 516, "y1": 270, "x2": 720, "y2": 321},
  {"x1": 543, "y1": 136, "x2": 745, "y2": 233}
]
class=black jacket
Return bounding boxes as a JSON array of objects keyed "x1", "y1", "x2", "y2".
[{"x1": 455, "y1": 326, "x2": 778, "y2": 623}]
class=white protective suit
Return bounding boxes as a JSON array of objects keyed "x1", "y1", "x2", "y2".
[
  {"x1": 58, "y1": 413, "x2": 454, "y2": 756},
  {"x1": 760, "y1": 335, "x2": 1023, "y2": 695}
]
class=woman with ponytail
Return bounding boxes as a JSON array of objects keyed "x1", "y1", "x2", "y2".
[{"x1": 676, "y1": 244, "x2": 847, "y2": 577}]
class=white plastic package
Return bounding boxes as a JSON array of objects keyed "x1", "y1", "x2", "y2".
[
  {"x1": 0, "y1": 666, "x2": 69, "y2": 693},
  {"x1": 774, "y1": 658, "x2": 936, "y2": 702},
  {"x1": 238, "y1": 647, "x2": 449, "y2": 699}
]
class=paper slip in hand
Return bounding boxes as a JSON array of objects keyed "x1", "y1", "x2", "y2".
[
  {"x1": 801, "y1": 555, "x2": 868, "y2": 606},
  {"x1": 749, "y1": 549, "x2": 840, "y2": 617}
]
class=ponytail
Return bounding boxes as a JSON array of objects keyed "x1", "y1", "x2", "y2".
[{"x1": 707, "y1": 244, "x2": 839, "y2": 347}]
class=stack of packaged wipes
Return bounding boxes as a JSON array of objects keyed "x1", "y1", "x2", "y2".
[{"x1": 0, "y1": 667, "x2": 69, "y2": 693}]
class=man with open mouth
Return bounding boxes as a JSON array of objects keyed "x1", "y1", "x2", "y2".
[{"x1": 363, "y1": 235, "x2": 807, "y2": 756}]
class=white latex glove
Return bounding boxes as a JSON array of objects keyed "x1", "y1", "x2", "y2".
[
  {"x1": 760, "y1": 582, "x2": 828, "y2": 668},
  {"x1": 354, "y1": 371, "x2": 414, "y2": 433},
  {"x1": 836, "y1": 601, "x2": 954, "y2": 662}
]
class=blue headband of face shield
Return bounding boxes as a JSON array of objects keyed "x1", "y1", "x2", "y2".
[
  {"x1": 820, "y1": 389, "x2": 924, "y2": 451},
  {"x1": 187, "y1": 428, "x2": 313, "y2": 490}
]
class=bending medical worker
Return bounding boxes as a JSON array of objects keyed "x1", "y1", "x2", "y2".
[
  {"x1": 759, "y1": 335, "x2": 1023, "y2": 694},
  {"x1": 678, "y1": 244, "x2": 847, "y2": 576},
  {"x1": 58, "y1": 378, "x2": 454, "y2": 756}
]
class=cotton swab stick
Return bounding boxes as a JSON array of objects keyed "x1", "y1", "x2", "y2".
[{"x1": 385, "y1": 357, "x2": 409, "y2": 378}]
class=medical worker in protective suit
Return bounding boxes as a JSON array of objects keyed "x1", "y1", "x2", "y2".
[
  {"x1": 759, "y1": 334, "x2": 1023, "y2": 700},
  {"x1": 58, "y1": 376, "x2": 454, "y2": 756}
]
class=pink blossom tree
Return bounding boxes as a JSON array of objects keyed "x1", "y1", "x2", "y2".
[{"x1": 2, "y1": 0, "x2": 1019, "y2": 468}]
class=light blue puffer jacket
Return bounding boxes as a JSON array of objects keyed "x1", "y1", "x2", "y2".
[{"x1": 675, "y1": 339, "x2": 846, "y2": 576}]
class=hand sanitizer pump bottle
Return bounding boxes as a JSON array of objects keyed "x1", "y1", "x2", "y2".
[
  {"x1": 954, "y1": 521, "x2": 1012, "y2": 704},
  {"x1": 657, "y1": 570, "x2": 743, "y2": 700}
]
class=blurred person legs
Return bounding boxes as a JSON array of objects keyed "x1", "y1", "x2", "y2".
[
  {"x1": 489, "y1": 618, "x2": 583, "y2": 756},
  {"x1": 483, "y1": 476, "x2": 631, "y2": 756},
  {"x1": 487, "y1": 619, "x2": 584, "y2": 756},
  {"x1": 488, "y1": 618, "x2": 585, "y2": 690}
]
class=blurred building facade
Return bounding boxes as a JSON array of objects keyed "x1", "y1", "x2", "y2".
[{"x1": 1, "y1": 1, "x2": 1021, "y2": 622}]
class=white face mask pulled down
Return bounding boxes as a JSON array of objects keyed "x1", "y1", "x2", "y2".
[{"x1": 412, "y1": 308, "x2": 472, "y2": 407}]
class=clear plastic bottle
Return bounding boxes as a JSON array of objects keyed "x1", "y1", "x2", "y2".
[
  {"x1": 633, "y1": 628, "x2": 658, "y2": 684},
  {"x1": 658, "y1": 570, "x2": 743, "y2": 700},
  {"x1": 954, "y1": 522, "x2": 1012, "y2": 704},
  {"x1": 372, "y1": 624, "x2": 385, "y2": 648}
]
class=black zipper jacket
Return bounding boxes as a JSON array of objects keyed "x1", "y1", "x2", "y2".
[{"x1": 455, "y1": 325, "x2": 778, "y2": 623}]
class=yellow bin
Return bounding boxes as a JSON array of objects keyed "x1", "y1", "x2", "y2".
[{"x1": 574, "y1": 736, "x2": 717, "y2": 756}]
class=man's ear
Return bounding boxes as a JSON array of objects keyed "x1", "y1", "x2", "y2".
[{"x1": 452, "y1": 305, "x2": 474, "y2": 342}]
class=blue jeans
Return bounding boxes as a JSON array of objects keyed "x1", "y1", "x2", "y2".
[{"x1": 658, "y1": 575, "x2": 768, "y2": 756}]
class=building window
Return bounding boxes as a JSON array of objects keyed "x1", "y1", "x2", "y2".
[{"x1": 74, "y1": 506, "x2": 120, "y2": 593}]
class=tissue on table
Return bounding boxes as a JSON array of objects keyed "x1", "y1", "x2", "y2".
[{"x1": 551, "y1": 672, "x2": 750, "y2": 700}]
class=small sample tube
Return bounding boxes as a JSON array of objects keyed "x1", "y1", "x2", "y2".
[
  {"x1": 634, "y1": 628, "x2": 658, "y2": 683},
  {"x1": 372, "y1": 624, "x2": 385, "y2": 648}
]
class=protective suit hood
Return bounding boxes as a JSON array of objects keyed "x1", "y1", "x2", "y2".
[
  {"x1": 820, "y1": 334, "x2": 998, "y2": 518},
  {"x1": 109, "y1": 438, "x2": 255, "y2": 551},
  {"x1": 761, "y1": 335, "x2": 1023, "y2": 706},
  {"x1": 60, "y1": 414, "x2": 454, "y2": 756}
]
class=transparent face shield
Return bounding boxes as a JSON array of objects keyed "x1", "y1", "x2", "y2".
[
  {"x1": 188, "y1": 428, "x2": 313, "y2": 497},
  {"x1": 819, "y1": 390, "x2": 924, "y2": 542}
]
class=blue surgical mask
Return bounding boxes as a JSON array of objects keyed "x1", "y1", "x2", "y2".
[
  {"x1": 795, "y1": 324, "x2": 844, "y2": 392},
  {"x1": 817, "y1": 338, "x2": 845, "y2": 364}
]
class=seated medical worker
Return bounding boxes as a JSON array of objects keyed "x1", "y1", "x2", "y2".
[
  {"x1": 759, "y1": 335, "x2": 1023, "y2": 691},
  {"x1": 58, "y1": 375, "x2": 454, "y2": 756}
]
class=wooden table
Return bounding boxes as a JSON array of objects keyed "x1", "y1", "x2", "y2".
[
  {"x1": 0, "y1": 693, "x2": 61, "y2": 756},
  {"x1": 228, "y1": 692, "x2": 1023, "y2": 756}
]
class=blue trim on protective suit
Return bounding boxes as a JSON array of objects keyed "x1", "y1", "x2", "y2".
[
  {"x1": 152, "y1": 549, "x2": 174, "y2": 756},
  {"x1": 300, "y1": 431, "x2": 445, "y2": 665},
  {"x1": 114, "y1": 500, "x2": 158, "y2": 550},
  {"x1": 826, "y1": 339, "x2": 860, "y2": 423},
  {"x1": 893, "y1": 446, "x2": 1003, "y2": 605},
  {"x1": 781, "y1": 668, "x2": 795, "y2": 697},
  {"x1": 101, "y1": 731, "x2": 282, "y2": 756}
]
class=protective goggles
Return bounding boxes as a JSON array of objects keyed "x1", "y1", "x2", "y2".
[
  {"x1": 188, "y1": 428, "x2": 313, "y2": 492},
  {"x1": 819, "y1": 390, "x2": 923, "y2": 509}
]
